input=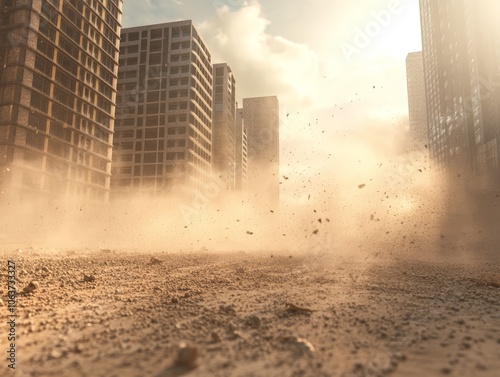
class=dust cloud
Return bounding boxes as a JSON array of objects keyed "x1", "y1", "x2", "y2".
[{"x1": 0, "y1": 121, "x2": 497, "y2": 264}]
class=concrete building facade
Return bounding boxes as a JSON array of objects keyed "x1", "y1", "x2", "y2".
[
  {"x1": 242, "y1": 96, "x2": 279, "y2": 206},
  {"x1": 235, "y1": 107, "x2": 247, "y2": 192},
  {"x1": 0, "y1": 0, "x2": 122, "y2": 201},
  {"x1": 112, "y1": 20, "x2": 213, "y2": 202},
  {"x1": 212, "y1": 63, "x2": 236, "y2": 191},
  {"x1": 419, "y1": 0, "x2": 500, "y2": 188},
  {"x1": 406, "y1": 51, "x2": 428, "y2": 149}
]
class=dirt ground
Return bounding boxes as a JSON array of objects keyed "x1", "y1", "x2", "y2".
[{"x1": 2, "y1": 248, "x2": 499, "y2": 377}]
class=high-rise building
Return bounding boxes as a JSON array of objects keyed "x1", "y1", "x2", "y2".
[
  {"x1": 112, "y1": 20, "x2": 213, "y2": 203},
  {"x1": 242, "y1": 96, "x2": 279, "y2": 206},
  {"x1": 212, "y1": 63, "x2": 236, "y2": 191},
  {"x1": 0, "y1": 0, "x2": 123, "y2": 201},
  {"x1": 235, "y1": 107, "x2": 247, "y2": 192},
  {"x1": 406, "y1": 51, "x2": 428, "y2": 149},
  {"x1": 419, "y1": 0, "x2": 500, "y2": 188}
]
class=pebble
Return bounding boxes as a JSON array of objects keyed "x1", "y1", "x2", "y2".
[
  {"x1": 175, "y1": 343, "x2": 198, "y2": 368},
  {"x1": 23, "y1": 281, "x2": 38, "y2": 294}
]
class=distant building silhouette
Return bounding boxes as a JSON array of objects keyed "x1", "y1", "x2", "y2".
[
  {"x1": 0, "y1": 0, "x2": 123, "y2": 201},
  {"x1": 242, "y1": 96, "x2": 279, "y2": 206},
  {"x1": 212, "y1": 63, "x2": 236, "y2": 191},
  {"x1": 235, "y1": 107, "x2": 247, "y2": 192},
  {"x1": 419, "y1": 0, "x2": 500, "y2": 188},
  {"x1": 112, "y1": 21, "x2": 213, "y2": 203},
  {"x1": 406, "y1": 52, "x2": 428, "y2": 150}
]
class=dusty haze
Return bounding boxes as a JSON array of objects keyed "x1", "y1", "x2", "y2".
[{"x1": 2, "y1": 122, "x2": 496, "y2": 264}]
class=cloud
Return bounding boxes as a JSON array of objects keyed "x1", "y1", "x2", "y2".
[{"x1": 198, "y1": 1, "x2": 321, "y2": 109}]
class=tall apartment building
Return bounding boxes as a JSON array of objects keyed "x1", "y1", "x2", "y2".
[
  {"x1": 235, "y1": 107, "x2": 247, "y2": 191},
  {"x1": 419, "y1": 0, "x2": 500, "y2": 188},
  {"x1": 212, "y1": 63, "x2": 236, "y2": 191},
  {"x1": 242, "y1": 96, "x2": 279, "y2": 206},
  {"x1": 0, "y1": 0, "x2": 122, "y2": 201},
  {"x1": 112, "y1": 20, "x2": 213, "y2": 202},
  {"x1": 406, "y1": 51, "x2": 428, "y2": 149}
]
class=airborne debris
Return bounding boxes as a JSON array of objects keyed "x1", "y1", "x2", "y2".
[
  {"x1": 246, "y1": 231, "x2": 253, "y2": 235},
  {"x1": 358, "y1": 184, "x2": 366, "y2": 189},
  {"x1": 312, "y1": 229, "x2": 319, "y2": 235}
]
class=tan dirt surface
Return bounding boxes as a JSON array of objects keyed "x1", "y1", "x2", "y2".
[{"x1": 2, "y1": 249, "x2": 500, "y2": 377}]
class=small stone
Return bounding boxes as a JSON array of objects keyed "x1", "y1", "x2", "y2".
[
  {"x1": 245, "y1": 315, "x2": 261, "y2": 328},
  {"x1": 353, "y1": 362, "x2": 364, "y2": 371},
  {"x1": 23, "y1": 281, "x2": 38, "y2": 294},
  {"x1": 295, "y1": 337, "x2": 315, "y2": 354},
  {"x1": 171, "y1": 297, "x2": 179, "y2": 304},
  {"x1": 149, "y1": 257, "x2": 162, "y2": 265},
  {"x1": 211, "y1": 332, "x2": 221, "y2": 343},
  {"x1": 476, "y1": 362, "x2": 487, "y2": 371},
  {"x1": 49, "y1": 349, "x2": 63, "y2": 359},
  {"x1": 174, "y1": 343, "x2": 198, "y2": 368},
  {"x1": 83, "y1": 275, "x2": 95, "y2": 282},
  {"x1": 41, "y1": 266, "x2": 51, "y2": 274}
]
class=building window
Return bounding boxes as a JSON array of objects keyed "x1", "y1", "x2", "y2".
[
  {"x1": 150, "y1": 28, "x2": 163, "y2": 39},
  {"x1": 30, "y1": 93, "x2": 49, "y2": 112}
]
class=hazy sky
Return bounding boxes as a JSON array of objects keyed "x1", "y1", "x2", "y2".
[{"x1": 121, "y1": 0, "x2": 423, "y2": 199}]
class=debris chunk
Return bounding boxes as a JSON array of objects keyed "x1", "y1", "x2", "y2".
[
  {"x1": 149, "y1": 257, "x2": 162, "y2": 265},
  {"x1": 83, "y1": 274, "x2": 95, "y2": 282},
  {"x1": 245, "y1": 315, "x2": 261, "y2": 328},
  {"x1": 285, "y1": 303, "x2": 316, "y2": 314},
  {"x1": 174, "y1": 343, "x2": 198, "y2": 368},
  {"x1": 210, "y1": 332, "x2": 221, "y2": 343},
  {"x1": 484, "y1": 274, "x2": 500, "y2": 288},
  {"x1": 23, "y1": 281, "x2": 38, "y2": 294},
  {"x1": 295, "y1": 337, "x2": 316, "y2": 354},
  {"x1": 358, "y1": 184, "x2": 366, "y2": 189},
  {"x1": 246, "y1": 231, "x2": 253, "y2": 235}
]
